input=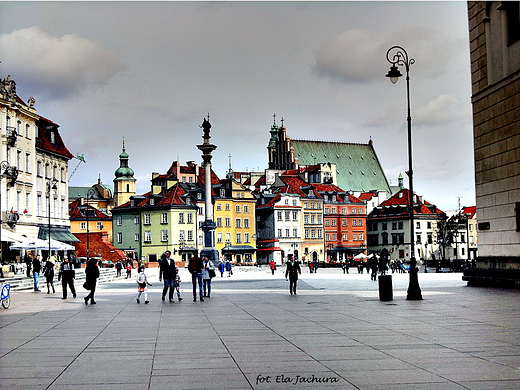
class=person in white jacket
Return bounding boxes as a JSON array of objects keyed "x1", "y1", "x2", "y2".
[
  {"x1": 136, "y1": 266, "x2": 152, "y2": 304},
  {"x1": 201, "y1": 256, "x2": 215, "y2": 298}
]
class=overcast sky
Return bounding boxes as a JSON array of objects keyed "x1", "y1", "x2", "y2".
[{"x1": 0, "y1": 1, "x2": 474, "y2": 211}]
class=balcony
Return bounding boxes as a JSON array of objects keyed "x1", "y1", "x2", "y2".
[{"x1": 5, "y1": 126, "x2": 17, "y2": 147}]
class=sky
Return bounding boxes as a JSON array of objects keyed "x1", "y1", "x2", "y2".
[{"x1": 0, "y1": 1, "x2": 475, "y2": 212}]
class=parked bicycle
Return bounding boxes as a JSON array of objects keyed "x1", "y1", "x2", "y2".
[{"x1": 1, "y1": 282, "x2": 11, "y2": 309}]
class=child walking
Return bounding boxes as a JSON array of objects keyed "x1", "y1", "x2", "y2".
[
  {"x1": 136, "y1": 266, "x2": 152, "y2": 304},
  {"x1": 174, "y1": 266, "x2": 183, "y2": 301}
]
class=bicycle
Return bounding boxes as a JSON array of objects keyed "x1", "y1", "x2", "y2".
[{"x1": 1, "y1": 282, "x2": 11, "y2": 309}]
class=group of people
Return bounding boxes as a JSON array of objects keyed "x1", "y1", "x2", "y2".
[{"x1": 23, "y1": 254, "x2": 100, "y2": 303}]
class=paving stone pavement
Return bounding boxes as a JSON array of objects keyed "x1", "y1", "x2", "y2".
[{"x1": 1, "y1": 266, "x2": 519, "y2": 390}]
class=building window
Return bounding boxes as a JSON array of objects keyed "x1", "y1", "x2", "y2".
[
  {"x1": 236, "y1": 205, "x2": 240, "y2": 213},
  {"x1": 342, "y1": 233, "x2": 347, "y2": 241},
  {"x1": 187, "y1": 230, "x2": 193, "y2": 241},
  {"x1": 236, "y1": 219, "x2": 241, "y2": 228},
  {"x1": 217, "y1": 233, "x2": 223, "y2": 243},
  {"x1": 216, "y1": 203, "x2": 222, "y2": 210},
  {"x1": 277, "y1": 211, "x2": 283, "y2": 221},
  {"x1": 225, "y1": 203, "x2": 230, "y2": 211},
  {"x1": 25, "y1": 124, "x2": 30, "y2": 138},
  {"x1": 331, "y1": 219, "x2": 336, "y2": 226},
  {"x1": 236, "y1": 233, "x2": 242, "y2": 244},
  {"x1": 144, "y1": 231, "x2": 151, "y2": 242},
  {"x1": 117, "y1": 215, "x2": 123, "y2": 226},
  {"x1": 220, "y1": 189, "x2": 225, "y2": 197},
  {"x1": 285, "y1": 211, "x2": 290, "y2": 221},
  {"x1": 225, "y1": 217, "x2": 231, "y2": 227},
  {"x1": 216, "y1": 217, "x2": 222, "y2": 227},
  {"x1": 144, "y1": 214, "x2": 151, "y2": 225},
  {"x1": 161, "y1": 230, "x2": 168, "y2": 242},
  {"x1": 179, "y1": 213, "x2": 184, "y2": 224},
  {"x1": 286, "y1": 229, "x2": 290, "y2": 237},
  {"x1": 161, "y1": 213, "x2": 168, "y2": 224},
  {"x1": 244, "y1": 233, "x2": 250, "y2": 243},
  {"x1": 317, "y1": 229, "x2": 322, "y2": 238},
  {"x1": 134, "y1": 216, "x2": 140, "y2": 225},
  {"x1": 293, "y1": 211, "x2": 298, "y2": 220},
  {"x1": 134, "y1": 233, "x2": 140, "y2": 241},
  {"x1": 244, "y1": 218, "x2": 250, "y2": 228},
  {"x1": 187, "y1": 213, "x2": 193, "y2": 224},
  {"x1": 293, "y1": 228, "x2": 297, "y2": 238},
  {"x1": 244, "y1": 205, "x2": 249, "y2": 213},
  {"x1": 150, "y1": 198, "x2": 155, "y2": 206},
  {"x1": 277, "y1": 229, "x2": 282, "y2": 238},
  {"x1": 117, "y1": 232, "x2": 123, "y2": 244},
  {"x1": 80, "y1": 222, "x2": 86, "y2": 230},
  {"x1": 96, "y1": 222, "x2": 103, "y2": 230},
  {"x1": 306, "y1": 229, "x2": 310, "y2": 239}
]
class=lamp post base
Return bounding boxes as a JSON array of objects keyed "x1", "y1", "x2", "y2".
[{"x1": 406, "y1": 267, "x2": 423, "y2": 300}]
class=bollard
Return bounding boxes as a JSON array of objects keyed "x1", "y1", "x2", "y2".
[{"x1": 378, "y1": 274, "x2": 393, "y2": 301}]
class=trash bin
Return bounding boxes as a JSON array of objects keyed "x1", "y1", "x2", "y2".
[{"x1": 378, "y1": 274, "x2": 393, "y2": 301}]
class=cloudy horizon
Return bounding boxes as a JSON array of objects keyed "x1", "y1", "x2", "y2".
[{"x1": 0, "y1": 1, "x2": 474, "y2": 211}]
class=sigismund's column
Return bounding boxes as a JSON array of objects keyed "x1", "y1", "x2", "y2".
[{"x1": 197, "y1": 115, "x2": 219, "y2": 262}]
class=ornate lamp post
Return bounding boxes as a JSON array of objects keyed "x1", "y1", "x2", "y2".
[
  {"x1": 85, "y1": 188, "x2": 96, "y2": 264},
  {"x1": 197, "y1": 114, "x2": 219, "y2": 262},
  {"x1": 386, "y1": 46, "x2": 422, "y2": 300},
  {"x1": 47, "y1": 178, "x2": 59, "y2": 259}
]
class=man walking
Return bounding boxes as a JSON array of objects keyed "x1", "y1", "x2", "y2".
[
  {"x1": 32, "y1": 255, "x2": 41, "y2": 292},
  {"x1": 285, "y1": 256, "x2": 301, "y2": 295},
  {"x1": 58, "y1": 256, "x2": 76, "y2": 299},
  {"x1": 188, "y1": 255, "x2": 204, "y2": 302},
  {"x1": 159, "y1": 251, "x2": 177, "y2": 302}
]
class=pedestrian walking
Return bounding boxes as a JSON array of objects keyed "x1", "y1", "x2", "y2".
[
  {"x1": 218, "y1": 261, "x2": 225, "y2": 277},
  {"x1": 269, "y1": 260, "x2": 276, "y2": 275},
  {"x1": 159, "y1": 251, "x2": 177, "y2": 302},
  {"x1": 32, "y1": 255, "x2": 42, "y2": 291},
  {"x1": 225, "y1": 260, "x2": 233, "y2": 277},
  {"x1": 174, "y1": 267, "x2": 183, "y2": 301},
  {"x1": 58, "y1": 256, "x2": 76, "y2": 299},
  {"x1": 201, "y1": 256, "x2": 215, "y2": 298},
  {"x1": 188, "y1": 255, "x2": 204, "y2": 302},
  {"x1": 308, "y1": 261, "x2": 314, "y2": 273},
  {"x1": 342, "y1": 261, "x2": 349, "y2": 274},
  {"x1": 285, "y1": 257, "x2": 301, "y2": 295},
  {"x1": 43, "y1": 257, "x2": 56, "y2": 294},
  {"x1": 125, "y1": 260, "x2": 133, "y2": 279},
  {"x1": 369, "y1": 255, "x2": 378, "y2": 281},
  {"x1": 116, "y1": 260, "x2": 123, "y2": 277},
  {"x1": 84, "y1": 258, "x2": 100, "y2": 305},
  {"x1": 136, "y1": 266, "x2": 152, "y2": 304},
  {"x1": 25, "y1": 254, "x2": 32, "y2": 278}
]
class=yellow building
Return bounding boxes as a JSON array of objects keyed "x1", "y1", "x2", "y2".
[{"x1": 214, "y1": 178, "x2": 256, "y2": 264}]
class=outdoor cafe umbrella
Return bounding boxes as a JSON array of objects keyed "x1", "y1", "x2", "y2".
[{"x1": 10, "y1": 238, "x2": 72, "y2": 251}]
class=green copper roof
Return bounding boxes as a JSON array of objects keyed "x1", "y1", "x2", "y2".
[{"x1": 291, "y1": 139, "x2": 391, "y2": 194}]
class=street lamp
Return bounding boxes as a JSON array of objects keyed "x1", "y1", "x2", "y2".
[
  {"x1": 85, "y1": 188, "x2": 96, "y2": 264},
  {"x1": 386, "y1": 46, "x2": 423, "y2": 300},
  {"x1": 47, "y1": 178, "x2": 58, "y2": 260}
]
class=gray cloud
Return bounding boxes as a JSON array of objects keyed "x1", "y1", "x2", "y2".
[{"x1": 0, "y1": 26, "x2": 124, "y2": 99}]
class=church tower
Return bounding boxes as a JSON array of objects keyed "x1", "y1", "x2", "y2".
[{"x1": 113, "y1": 140, "x2": 136, "y2": 207}]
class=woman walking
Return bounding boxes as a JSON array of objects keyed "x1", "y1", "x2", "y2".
[
  {"x1": 43, "y1": 257, "x2": 56, "y2": 294},
  {"x1": 201, "y1": 256, "x2": 215, "y2": 298},
  {"x1": 84, "y1": 258, "x2": 100, "y2": 305}
]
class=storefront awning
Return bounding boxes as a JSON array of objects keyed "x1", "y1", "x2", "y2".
[
  {"x1": 222, "y1": 245, "x2": 256, "y2": 253},
  {"x1": 38, "y1": 227, "x2": 80, "y2": 243},
  {"x1": 0, "y1": 230, "x2": 25, "y2": 242}
]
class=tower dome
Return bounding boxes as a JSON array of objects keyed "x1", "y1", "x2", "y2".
[{"x1": 114, "y1": 141, "x2": 135, "y2": 179}]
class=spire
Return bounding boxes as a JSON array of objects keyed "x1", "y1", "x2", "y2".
[
  {"x1": 398, "y1": 173, "x2": 404, "y2": 189},
  {"x1": 114, "y1": 139, "x2": 135, "y2": 180}
]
